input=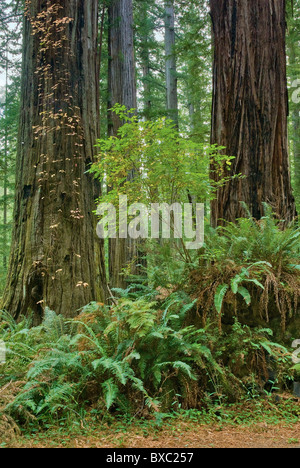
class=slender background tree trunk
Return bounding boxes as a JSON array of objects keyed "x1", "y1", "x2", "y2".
[
  {"x1": 140, "y1": 1, "x2": 152, "y2": 120},
  {"x1": 210, "y1": 0, "x2": 297, "y2": 227},
  {"x1": 3, "y1": 38, "x2": 9, "y2": 271},
  {"x1": 165, "y1": 0, "x2": 179, "y2": 128},
  {"x1": 2, "y1": 0, "x2": 106, "y2": 320}
]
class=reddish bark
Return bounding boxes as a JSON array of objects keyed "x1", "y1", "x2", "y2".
[
  {"x1": 2, "y1": 0, "x2": 106, "y2": 319},
  {"x1": 210, "y1": 0, "x2": 296, "y2": 226}
]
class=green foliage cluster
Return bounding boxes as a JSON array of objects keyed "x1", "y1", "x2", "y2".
[
  {"x1": 134, "y1": 0, "x2": 167, "y2": 122},
  {"x1": 91, "y1": 105, "x2": 234, "y2": 210},
  {"x1": 287, "y1": 0, "x2": 300, "y2": 210},
  {"x1": 0, "y1": 286, "x2": 295, "y2": 433},
  {"x1": 186, "y1": 206, "x2": 300, "y2": 335},
  {"x1": 175, "y1": 0, "x2": 212, "y2": 141}
]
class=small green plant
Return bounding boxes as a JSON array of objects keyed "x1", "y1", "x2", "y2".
[
  {"x1": 214, "y1": 262, "x2": 270, "y2": 314},
  {"x1": 288, "y1": 438, "x2": 299, "y2": 445}
]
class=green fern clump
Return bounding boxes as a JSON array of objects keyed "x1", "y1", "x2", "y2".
[
  {"x1": 220, "y1": 319, "x2": 292, "y2": 395},
  {"x1": 207, "y1": 204, "x2": 300, "y2": 269},
  {"x1": 0, "y1": 298, "x2": 225, "y2": 423},
  {"x1": 72, "y1": 298, "x2": 223, "y2": 413},
  {"x1": 190, "y1": 206, "x2": 300, "y2": 332},
  {"x1": 0, "y1": 309, "x2": 87, "y2": 427},
  {"x1": 0, "y1": 289, "x2": 295, "y2": 430}
]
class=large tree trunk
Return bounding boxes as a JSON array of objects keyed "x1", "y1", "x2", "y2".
[
  {"x1": 2, "y1": 0, "x2": 106, "y2": 320},
  {"x1": 210, "y1": 0, "x2": 296, "y2": 227},
  {"x1": 164, "y1": 0, "x2": 179, "y2": 128},
  {"x1": 108, "y1": 0, "x2": 138, "y2": 289}
]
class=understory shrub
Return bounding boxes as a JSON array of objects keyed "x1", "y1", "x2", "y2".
[
  {"x1": 0, "y1": 292, "x2": 294, "y2": 431},
  {"x1": 0, "y1": 208, "x2": 298, "y2": 434}
]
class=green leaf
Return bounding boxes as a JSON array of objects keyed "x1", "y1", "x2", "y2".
[
  {"x1": 231, "y1": 276, "x2": 240, "y2": 294},
  {"x1": 246, "y1": 279, "x2": 265, "y2": 290},
  {"x1": 237, "y1": 286, "x2": 251, "y2": 305},
  {"x1": 102, "y1": 379, "x2": 119, "y2": 410},
  {"x1": 173, "y1": 361, "x2": 197, "y2": 380},
  {"x1": 214, "y1": 284, "x2": 229, "y2": 314}
]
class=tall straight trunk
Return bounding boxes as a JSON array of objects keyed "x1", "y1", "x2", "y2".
[
  {"x1": 165, "y1": 0, "x2": 178, "y2": 128},
  {"x1": 3, "y1": 39, "x2": 9, "y2": 270},
  {"x1": 140, "y1": 2, "x2": 152, "y2": 120},
  {"x1": 2, "y1": 0, "x2": 106, "y2": 320},
  {"x1": 108, "y1": 0, "x2": 137, "y2": 135},
  {"x1": 210, "y1": 0, "x2": 296, "y2": 227},
  {"x1": 108, "y1": 0, "x2": 138, "y2": 289},
  {"x1": 142, "y1": 53, "x2": 152, "y2": 119}
]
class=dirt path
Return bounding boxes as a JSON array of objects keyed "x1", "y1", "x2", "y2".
[
  {"x1": 6, "y1": 422, "x2": 300, "y2": 448},
  {"x1": 61, "y1": 424, "x2": 300, "y2": 449}
]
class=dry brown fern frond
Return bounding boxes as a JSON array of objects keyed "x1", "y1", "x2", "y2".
[
  {"x1": 0, "y1": 380, "x2": 24, "y2": 442},
  {"x1": 188, "y1": 261, "x2": 300, "y2": 333}
]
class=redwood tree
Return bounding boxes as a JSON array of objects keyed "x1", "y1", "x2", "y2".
[
  {"x1": 165, "y1": 0, "x2": 179, "y2": 128},
  {"x1": 2, "y1": 0, "x2": 106, "y2": 320},
  {"x1": 108, "y1": 0, "x2": 137, "y2": 135},
  {"x1": 210, "y1": 0, "x2": 297, "y2": 226},
  {"x1": 108, "y1": 0, "x2": 138, "y2": 289}
]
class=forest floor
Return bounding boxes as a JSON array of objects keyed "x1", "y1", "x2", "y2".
[
  {"x1": 3, "y1": 421, "x2": 300, "y2": 449},
  {"x1": 2, "y1": 397, "x2": 300, "y2": 449}
]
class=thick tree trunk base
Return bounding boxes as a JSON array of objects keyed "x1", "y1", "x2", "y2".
[{"x1": 2, "y1": 0, "x2": 106, "y2": 320}]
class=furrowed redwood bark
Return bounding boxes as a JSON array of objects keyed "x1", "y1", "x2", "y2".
[
  {"x1": 108, "y1": 0, "x2": 138, "y2": 289},
  {"x1": 210, "y1": 0, "x2": 296, "y2": 226},
  {"x1": 108, "y1": 0, "x2": 137, "y2": 134},
  {"x1": 2, "y1": 0, "x2": 106, "y2": 320}
]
